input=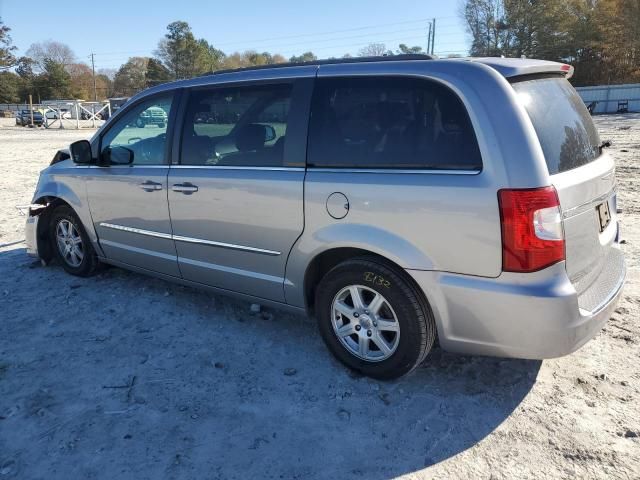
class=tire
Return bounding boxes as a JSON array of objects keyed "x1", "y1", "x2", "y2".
[
  {"x1": 315, "y1": 257, "x2": 436, "y2": 380},
  {"x1": 49, "y1": 206, "x2": 100, "y2": 277},
  {"x1": 136, "y1": 118, "x2": 145, "y2": 128},
  {"x1": 158, "y1": 123, "x2": 165, "y2": 129}
]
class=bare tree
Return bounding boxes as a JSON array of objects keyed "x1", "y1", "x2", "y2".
[
  {"x1": 98, "y1": 68, "x2": 118, "y2": 81},
  {"x1": 358, "y1": 43, "x2": 390, "y2": 57},
  {"x1": 461, "y1": 0, "x2": 511, "y2": 56},
  {"x1": 26, "y1": 40, "x2": 76, "y2": 71}
]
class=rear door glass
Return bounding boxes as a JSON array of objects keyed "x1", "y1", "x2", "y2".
[
  {"x1": 512, "y1": 77, "x2": 601, "y2": 174},
  {"x1": 308, "y1": 76, "x2": 482, "y2": 170}
]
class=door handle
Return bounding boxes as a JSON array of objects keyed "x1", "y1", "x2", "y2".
[
  {"x1": 172, "y1": 183, "x2": 199, "y2": 194},
  {"x1": 138, "y1": 181, "x2": 163, "y2": 192}
]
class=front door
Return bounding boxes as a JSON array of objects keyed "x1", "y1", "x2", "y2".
[
  {"x1": 86, "y1": 92, "x2": 180, "y2": 276},
  {"x1": 167, "y1": 80, "x2": 311, "y2": 301}
]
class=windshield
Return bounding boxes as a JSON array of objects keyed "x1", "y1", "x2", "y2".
[{"x1": 512, "y1": 77, "x2": 601, "y2": 175}]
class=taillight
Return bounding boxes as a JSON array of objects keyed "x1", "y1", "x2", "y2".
[{"x1": 498, "y1": 186, "x2": 565, "y2": 273}]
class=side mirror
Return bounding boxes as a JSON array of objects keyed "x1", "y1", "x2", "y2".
[
  {"x1": 264, "y1": 125, "x2": 276, "y2": 142},
  {"x1": 100, "y1": 146, "x2": 134, "y2": 166},
  {"x1": 69, "y1": 140, "x2": 93, "y2": 164}
]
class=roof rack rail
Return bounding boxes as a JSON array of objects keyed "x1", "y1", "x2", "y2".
[{"x1": 203, "y1": 54, "x2": 435, "y2": 76}]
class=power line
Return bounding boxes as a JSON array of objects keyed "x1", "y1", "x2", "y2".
[
  {"x1": 85, "y1": 16, "x2": 463, "y2": 58},
  {"x1": 208, "y1": 16, "x2": 460, "y2": 47},
  {"x1": 93, "y1": 33, "x2": 470, "y2": 69},
  {"x1": 92, "y1": 26, "x2": 464, "y2": 60}
]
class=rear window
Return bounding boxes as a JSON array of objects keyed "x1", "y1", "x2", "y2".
[{"x1": 512, "y1": 77, "x2": 601, "y2": 174}]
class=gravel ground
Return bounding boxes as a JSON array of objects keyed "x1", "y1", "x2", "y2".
[{"x1": 0, "y1": 116, "x2": 638, "y2": 479}]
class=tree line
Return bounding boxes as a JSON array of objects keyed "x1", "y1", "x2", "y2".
[
  {"x1": 0, "y1": 18, "x2": 431, "y2": 103},
  {"x1": 3, "y1": 3, "x2": 639, "y2": 103},
  {"x1": 462, "y1": 0, "x2": 640, "y2": 86}
]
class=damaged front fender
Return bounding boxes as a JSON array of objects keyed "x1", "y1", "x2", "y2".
[{"x1": 23, "y1": 203, "x2": 48, "y2": 261}]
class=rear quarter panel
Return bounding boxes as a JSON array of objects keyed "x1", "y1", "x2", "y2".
[{"x1": 285, "y1": 61, "x2": 552, "y2": 308}]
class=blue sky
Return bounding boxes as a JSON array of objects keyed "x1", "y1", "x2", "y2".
[{"x1": 0, "y1": 0, "x2": 470, "y2": 71}]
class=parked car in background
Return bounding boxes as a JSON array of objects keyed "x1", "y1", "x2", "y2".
[
  {"x1": 135, "y1": 105, "x2": 168, "y2": 128},
  {"x1": 16, "y1": 110, "x2": 44, "y2": 127},
  {"x1": 24, "y1": 56, "x2": 625, "y2": 379},
  {"x1": 45, "y1": 110, "x2": 72, "y2": 120}
]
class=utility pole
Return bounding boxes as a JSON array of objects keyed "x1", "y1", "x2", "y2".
[
  {"x1": 90, "y1": 53, "x2": 97, "y2": 102},
  {"x1": 29, "y1": 94, "x2": 34, "y2": 127},
  {"x1": 430, "y1": 18, "x2": 436, "y2": 55},
  {"x1": 427, "y1": 22, "x2": 432, "y2": 55}
]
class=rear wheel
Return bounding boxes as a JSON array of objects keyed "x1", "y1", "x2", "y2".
[
  {"x1": 49, "y1": 206, "x2": 100, "y2": 277},
  {"x1": 136, "y1": 118, "x2": 145, "y2": 128},
  {"x1": 315, "y1": 257, "x2": 436, "y2": 380}
]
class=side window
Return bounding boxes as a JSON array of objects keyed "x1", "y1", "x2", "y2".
[
  {"x1": 180, "y1": 84, "x2": 292, "y2": 167},
  {"x1": 308, "y1": 77, "x2": 482, "y2": 170},
  {"x1": 100, "y1": 94, "x2": 173, "y2": 165}
]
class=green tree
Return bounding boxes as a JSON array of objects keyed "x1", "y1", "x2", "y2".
[
  {"x1": 0, "y1": 17, "x2": 17, "y2": 68},
  {"x1": 113, "y1": 57, "x2": 149, "y2": 96},
  {"x1": 196, "y1": 39, "x2": 226, "y2": 73},
  {"x1": 289, "y1": 51, "x2": 317, "y2": 63},
  {"x1": 461, "y1": 0, "x2": 640, "y2": 85},
  {"x1": 15, "y1": 57, "x2": 36, "y2": 102},
  {"x1": 15, "y1": 56, "x2": 35, "y2": 78},
  {"x1": 155, "y1": 21, "x2": 202, "y2": 79},
  {"x1": 0, "y1": 71, "x2": 20, "y2": 102},
  {"x1": 33, "y1": 59, "x2": 73, "y2": 100},
  {"x1": 220, "y1": 50, "x2": 286, "y2": 70},
  {"x1": 146, "y1": 58, "x2": 172, "y2": 86},
  {"x1": 397, "y1": 44, "x2": 424, "y2": 54}
]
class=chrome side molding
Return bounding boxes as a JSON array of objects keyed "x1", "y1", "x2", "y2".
[
  {"x1": 99, "y1": 223, "x2": 172, "y2": 240},
  {"x1": 99, "y1": 222, "x2": 281, "y2": 256}
]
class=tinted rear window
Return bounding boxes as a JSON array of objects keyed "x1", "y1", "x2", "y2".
[
  {"x1": 308, "y1": 77, "x2": 482, "y2": 170},
  {"x1": 512, "y1": 77, "x2": 601, "y2": 174}
]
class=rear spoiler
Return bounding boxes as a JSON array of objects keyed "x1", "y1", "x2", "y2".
[{"x1": 465, "y1": 57, "x2": 574, "y2": 80}]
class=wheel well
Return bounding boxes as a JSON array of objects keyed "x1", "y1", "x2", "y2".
[
  {"x1": 34, "y1": 197, "x2": 72, "y2": 263},
  {"x1": 304, "y1": 248, "x2": 408, "y2": 315}
]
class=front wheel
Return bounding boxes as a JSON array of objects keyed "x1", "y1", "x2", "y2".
[
  {"x1": 49, "y1": 206, "x2": 100, "y2": 276},
  {"x1": 315, "y1": 257, "x2": 436, "y2": 380}
]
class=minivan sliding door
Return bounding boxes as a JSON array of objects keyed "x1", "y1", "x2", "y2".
[{"x1": 167, "y1": 78, "x2": 313, "y2": 302}]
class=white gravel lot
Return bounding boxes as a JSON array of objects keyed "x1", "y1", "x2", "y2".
[{"x1": 0, "y1": 115, "x2": 638, "y2": 479}]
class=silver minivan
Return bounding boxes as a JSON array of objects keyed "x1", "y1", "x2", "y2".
[{"x1": 25, "y1": 55, "x2": 626, "y2": 379}]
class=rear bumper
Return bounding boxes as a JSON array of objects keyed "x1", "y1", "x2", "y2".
[{"x1": 407, "y1": 247, "x2": 625, "y2": 359}]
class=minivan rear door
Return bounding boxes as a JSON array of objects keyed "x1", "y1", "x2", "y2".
[{"x1": 512, "y1": 77, "x2": 620, "y2": 305}]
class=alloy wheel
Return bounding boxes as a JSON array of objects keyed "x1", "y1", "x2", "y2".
[
  {"x1": 331, "y1": 285, "x2": 400, "y2": 362},
  {"x1": 55, "y1": 219, "x2": 84, "y2": 267}
]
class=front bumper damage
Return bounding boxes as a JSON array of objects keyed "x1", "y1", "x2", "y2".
[{"x1": 20, "y1": 204, "x2": 47, "y2": 258}]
